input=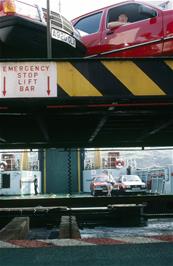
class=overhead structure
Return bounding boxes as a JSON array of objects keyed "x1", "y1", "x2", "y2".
[{"x1": 0, "y1": 58, "x2": 173, "y2": 148}]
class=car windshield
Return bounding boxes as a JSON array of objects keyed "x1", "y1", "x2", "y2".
[
  {"x1": 94, "y1": 177, "x2": 108, "y2": 182},
  {"x1": 122, "y1": 175, "x2": 141, "y2": 182}
]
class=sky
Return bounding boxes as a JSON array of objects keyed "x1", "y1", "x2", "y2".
[{"x1": 21, "y1": 0, "x2": 166, "y2": 20}]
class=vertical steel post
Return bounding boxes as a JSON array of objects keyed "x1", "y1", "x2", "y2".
[
  {"x1": 46, "y1": 0, "x2": 52, "y2": 58},
  {"x1": 77, "y1": 148, "x2": 81, "y2": 193},
  {"x1": 43, "y1": 149, "x2": 47, "y2": 193},
  {"x1": 67, "y1": 149, "x2": 72, "y2": 238}
]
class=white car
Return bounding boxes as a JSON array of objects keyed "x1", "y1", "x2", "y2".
[{"x1": 116, "y1": 175, "x2": 146, "y2": 194}]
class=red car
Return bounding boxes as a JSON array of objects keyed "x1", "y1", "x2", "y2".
[
  {"x1": 72, "y1": 1, "x2": 173, "y2": 57},
  {"x1": 90, "y1": 175, "x2": 113, "y2": 196}
]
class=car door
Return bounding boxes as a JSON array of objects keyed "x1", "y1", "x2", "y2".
[
  {"x1": 162, "y1": 10, "x2": 173, "y2": 55},
  {"x1": 73, "y1": 11, "x2": 105, "y2": 55},
  {"x1": 100, "y1": 3, "x2": 164, "y2": 57}
]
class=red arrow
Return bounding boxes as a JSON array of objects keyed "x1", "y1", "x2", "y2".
[
  {"x1": 47, "y1": 76, "x2": 51, "y2": 96},
  {"x1": 3, "y1": 77, "x2": 6, "y2": 96}
]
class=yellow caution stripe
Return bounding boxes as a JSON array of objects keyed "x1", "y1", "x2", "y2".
[
  {"x1": 165, "y1": 60, "x2": 173, "y2": 70},
  {"x1": 57, "y1": 62, "x2": 102, "y2": 96},
  {"x1": 102, "y1": 61, "x2": 165, "y2": 96}
]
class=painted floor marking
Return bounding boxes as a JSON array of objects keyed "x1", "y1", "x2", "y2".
[
  {"x1": 0, "y1": 235, "x2": 173, "y2": 248},
  {"x1": 0, "y1": 240, "x2": 21, "y2": 248},
  {"x1": 42, "y1": 239, "x2": 96, "y2": 246},
  {"x1": 112, "y1": 236, "x2": 163, "y2": 244}
]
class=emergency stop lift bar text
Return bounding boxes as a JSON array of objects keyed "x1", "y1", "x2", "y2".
[{"x1": 0, "y1": 63, "x2": 57, "y2": 98}]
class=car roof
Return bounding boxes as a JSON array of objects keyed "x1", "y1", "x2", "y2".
[{"x1": 72, "y1": 0, "x2": 161, "y2": 21}]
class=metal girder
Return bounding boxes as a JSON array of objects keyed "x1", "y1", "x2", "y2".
[
  {"x1": 88, "y1": 116, "x2": 108, "y2": 143},
  {"x1": 137, "y1": 118, "x2": 173, "y2": 141},
  {"x1": 36, "y1": 115, "x2": 50, "y2": 142},
  {"x1": 0, "y1": 100, "x2": 173, "y2": 148},
  {"x1": 1, "y1": 57, "x2": 173, "y2": 148}
]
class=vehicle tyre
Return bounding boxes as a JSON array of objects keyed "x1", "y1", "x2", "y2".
[
  {"x1": 91, "y1": 190, "x2": 96, "y2": 196},
  {"x1": 93, "y1": 190, "x2": 98, "y2": 197}
]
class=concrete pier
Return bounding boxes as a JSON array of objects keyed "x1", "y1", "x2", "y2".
[
  {"x1": 0, "y1": 217, "x2": 29, "y2": 241},
  {"x1": 59, "y1": 215, "x2": 81, "y2": 239}
]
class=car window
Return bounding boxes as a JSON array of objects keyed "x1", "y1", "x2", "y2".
[
  {"x1": 107, "y1": 3, "x2": 157, "y2": 25},
  {"x1": 94, "y1": 177, "x2": 108, "y2": 182},
  {"x1": 74, "y1": 12, "x2": 102, "y2": 35},
  {"x1": 122, "y1": 175, "x2": 141, "y2": 182}
]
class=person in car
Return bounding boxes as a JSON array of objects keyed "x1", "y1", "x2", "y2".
[
  {"x1": 108, "y1": 13, "x2": 129, "y2": 28},
  {"x1": 118, "y1": 14, "x2": 129, "y2": 23}
]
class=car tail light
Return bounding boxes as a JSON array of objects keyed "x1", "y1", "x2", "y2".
[{"x1": 2, "y1": 0, "x2": 16, "y2": 15}]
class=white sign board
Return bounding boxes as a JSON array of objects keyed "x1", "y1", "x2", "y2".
[{"x1": 0, "y1": 62, "x2": 57, "y2": 98}]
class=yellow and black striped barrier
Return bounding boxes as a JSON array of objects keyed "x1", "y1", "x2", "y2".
[{"x1": 57, "y1": 59, "x2": 173, "y2": 97}]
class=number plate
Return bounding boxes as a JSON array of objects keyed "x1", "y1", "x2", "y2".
[
  {"x1": 51, "y1": 28, "x2": 76, "y2": 48},
  {"x1": 132, "y1": 187, "x2": 140, "y2": 191}
]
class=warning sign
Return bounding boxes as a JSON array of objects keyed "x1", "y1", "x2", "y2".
[{"x1": 0, "y1": 62, "x2": 57, "y2": 98}]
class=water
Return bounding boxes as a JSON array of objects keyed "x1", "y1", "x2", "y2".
[
  {"x1": 26, "y1": 219, "x2": 173, "y2": 239},
  {"x1": 27, "y1": 227, "x2": 59, "y2": 240},
  {"x1": 80, "y1": 219, "x2": 173, "y2": 238}
]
